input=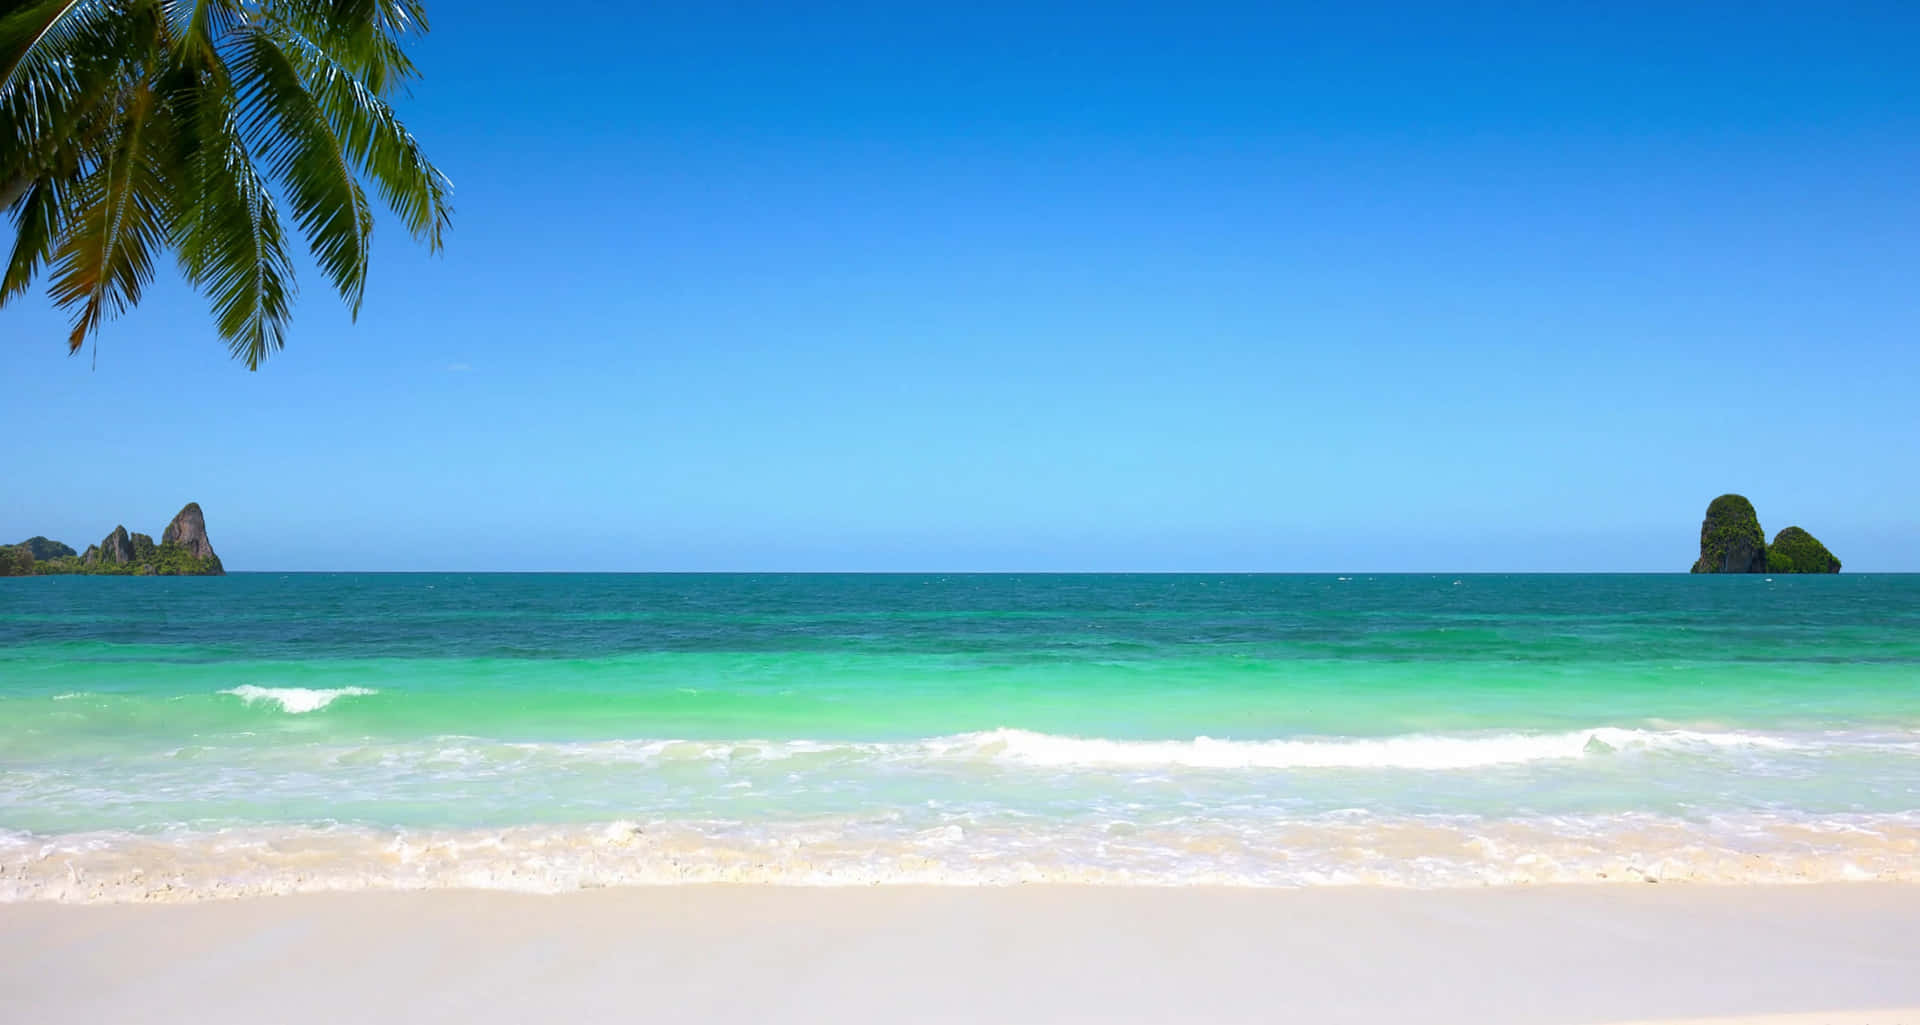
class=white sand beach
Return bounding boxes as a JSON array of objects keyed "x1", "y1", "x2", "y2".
[{"x1": 6, "y1": 885, "x2": 1918, "y2": 1024}]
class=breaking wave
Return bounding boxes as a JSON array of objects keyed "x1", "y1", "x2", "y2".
[
  {"x1": 221, "y1": 685, "x2": 378, "y2": 714},
  {"x1": 918, "y1": 726, "x2": 1802, "y2": 770},
  {"x1": 432, "y1": 726, "x2": 1817, "y2": 773}
]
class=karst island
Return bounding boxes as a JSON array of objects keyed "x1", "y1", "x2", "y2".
[
  {"x1": 1691, "y1": 493, "x2": 1841, "y2": 573},
  {"x1": 0, "y1": 503, "x2": 224, "y2": 576}
]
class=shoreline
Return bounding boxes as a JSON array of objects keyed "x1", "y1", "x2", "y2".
[
  {"x1": 9, "y1": 873, "x2": 1920, "y2": 905},
  {"x1": 7, "y1": 884, "x2": 1919, "y2": 1024},
  {"x1": 11, "y1": 804, "x2": 1918, "y2": 901}
]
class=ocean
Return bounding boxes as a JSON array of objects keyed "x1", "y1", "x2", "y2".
[{"x1": 2, "y1": 573, "x2": 1916, "y2": 899}]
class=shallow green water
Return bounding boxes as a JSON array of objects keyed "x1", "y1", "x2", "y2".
[{"x1": 2, "y1": 573, "x2": 1916, "y2": 896}]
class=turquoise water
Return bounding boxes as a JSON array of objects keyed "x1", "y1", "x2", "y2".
[{"x1": 3, "y1": 573, "x2": 1917, "y2": 898}]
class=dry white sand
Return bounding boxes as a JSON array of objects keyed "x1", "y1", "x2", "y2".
[{"x1": 4, "y1": 885, "x2": 1918, "y2": 1024}]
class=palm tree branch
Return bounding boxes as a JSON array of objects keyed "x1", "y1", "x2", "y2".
[
  {"x1": 266, "y1": 18, "x2": 449, "y2": 251},
  {"x1": 7, "y1": 0, "x2": 449, "y2": 367},
  {"x1": 230, "y1": 22, "x2": 371, "y2": 315},
  {"x1": 1, "y1": 0, "x2": 148, "y2": 196},
  {"x1": 162, "y1": 0, "x2": 241, "y2": 65},
  {"x1": 0, "y1": 0, "x2": 98, "y2": 92},
  {"x1": 262, "y1": 0, "x2": 423, "y2": 97},
  {"x1": 2, "y1": 173, "x2": 69, "y2": 303},
  {"x1": 46, "y1": 79, "x2": 172, "y2": 353},
  {"x1": 178, "y1": 98, "x2": 295, "y2": 368}
]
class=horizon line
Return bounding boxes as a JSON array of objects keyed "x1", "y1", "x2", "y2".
[{"x1": 64, "y1": 569, "x2": 1910, "y2": 576}]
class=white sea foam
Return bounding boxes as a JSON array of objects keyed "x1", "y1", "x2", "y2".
[
  {"x1": 471, "y1": 726, "x2": 1810, "y2": 773},
  {"x1": 917, "y1": 726, "x2": 1802, "y2": 771},
  {"x1": 6, "y1": 810, "x2": 1920, "y2": 903},
  {"x1": 5, "y1": 724, "x2": 1912, "y2": 903},
  {"x1": 221, "y1": 685, "x2": 377, "y2": 714}
]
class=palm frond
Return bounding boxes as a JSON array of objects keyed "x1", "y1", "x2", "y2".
[
  {"x1": 230, "y1": 22, "x2": 371, "y2": 314},
  {"x1": 162, "y1": 0, "x2": 242, "y2": 65},
  {"x1": 1, "y1": 1, "x2": 135, "y2": 302},
  {"x1": 266, "y1": 0, "x2": 424, "y2": 97},
  {"x1": 2, "y1": 0, "x2": 158, "y2": 218},
  {"x1": 0, "y1": 0, "x2": 109, "y2": 91},
  {"x1": 173, "y1": 89, "x2": 296, "y2": 368},
  {"x1": 7, "y1": 0, "x2": 448, "y2": 367},
  {"x1": 269, "y1": 18, "x2": 449, "y2": 251},
  {"x1": 46, "y1": 79, "x2": 174, "y2": 353},
  {"x1": 2, "y1": 55, "x2": 124, "y2": 205},
  {"x1": 2, "y1": 173, "x2": 69, "y2": 303}
]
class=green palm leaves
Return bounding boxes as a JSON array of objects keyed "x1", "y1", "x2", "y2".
[{"x1": 1, "y1": 0, "x2": 450, "y2": 368}]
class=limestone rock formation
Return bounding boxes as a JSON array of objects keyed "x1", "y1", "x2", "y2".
[
  {"x1": 1690, "y1": 495, "x2": 1768, "y2": 574},
  {"x1": 162, "y1": 502, "x2": 223, "y2": 571},
  {"x1": 7, "y1": 505, "x2": 226, "y2": 576},
  {"x1": 98, "y1": 526, "x2": 134, "y2": 565},
  {"x1": 1767, "y1": 527, "x2": 1841, "y2": 574}
]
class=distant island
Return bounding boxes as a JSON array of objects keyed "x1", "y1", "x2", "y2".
[
  {"x1": 0, "y1": 503, "x2": 225, "y2": 577},
  {"x1": 1691, "y1": 494, "x2": 1840, "y2": 573}
]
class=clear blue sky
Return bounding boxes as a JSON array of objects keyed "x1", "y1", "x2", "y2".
[{"x1": 5, "y1": 2, "x2": 1917, "y2": 571}]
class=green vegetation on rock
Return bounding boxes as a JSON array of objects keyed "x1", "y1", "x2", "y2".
[
  {"x1": 1689, "y1": 495, "x2": 1842, "y2": 574},
  {"x1": 0, "y1": 546, "x2": 34, "y2": 577},
  {"x1": 151, "y1": 542, "x2": 224, "y2": 576},
  {"x1": 1690, "y1": 494, "x2": 1768, "y2": 574},
  {"x1": 1767, "y1": 527, "x2": 1842, "y2": 574},
  {"x1": 17, "y1": 537, "x2": 76, "y2": 561},
  {"x1": 23, "y1": 546, "x2": 221, "y2": 577}
]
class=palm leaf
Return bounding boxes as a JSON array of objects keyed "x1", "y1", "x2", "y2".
[
  {"x1": 2, "y1": 173, "x2": 69, "y2": 302},
  {"x1": 267, "y1": 18, "x2": 448, "y2": 251},
  {"x1": 268, "y1": 0, "x2": 425, "y2": 96},
  {"x1": 182, "y1": 111, "x2": 296, "y2": 367},
  {"x1": 45, "y1": 78, "x2": 174, "y2": 354},
  {"x1": 230, "y1": 23, "x2": 371, "y2": 314},
  {"x1": 7, "y1": 0, "x2": 449, "y2": 366},
  {"x1": 161, "y1": 0, "x2": 242, "y2": 65},
  {"x1": 0, "y1": 0, "x2": 115, "y2": 91},
  {"x1": 164, "y1": 50, "x2": 296, "y2": 367},
  {"x1": 0, "y1": 0, "x2": 152, "y2": 207}
]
